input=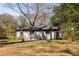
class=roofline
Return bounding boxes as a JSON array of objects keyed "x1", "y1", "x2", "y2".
[{"x1": 16, "y1": 29, "x2": 60, "y2": 31}]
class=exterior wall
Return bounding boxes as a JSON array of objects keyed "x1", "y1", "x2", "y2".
[
  {"x1": 51, "y1": 32, "x2": 55, "y2": 39},
  {"x1": 52, "y1": 31, "x2": 61, "y2": 39},
  {"x1": 51, "y1": 31, "x2": 60, "y2": 39},
  {"x1": 35, "y1": 31, "x2": 43, "y2": 40},
  {"x1": 16, "y1": 31, "x2": 61, "y2": 41},
  {"x1": 16, "y1": 31, "x2": 21, "y2": 38},
  {"x1": 16, "y1": 31, "x2": 31, "y2": 41},
  {"x1": 42, "y1": 32, "x2": 47, "y2": 39},
  {"x1": 46, "y1": 32, "x2": 55, "y2": 40},
  {"x1": 54, "y1": 31, "x2": 60, "y2": 39},
  {"x1": 23, "y1": 31, "x2": 30, "y2": 41},
  {"x1": 46, "y1": 34, "x2": 50, "y2": 40}
]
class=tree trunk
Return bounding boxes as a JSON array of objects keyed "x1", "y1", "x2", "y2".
[{"x1": 21, "y1": 31, "x2": 25, "y2": 42}]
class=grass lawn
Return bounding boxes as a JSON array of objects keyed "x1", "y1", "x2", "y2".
[{"x1": 0, "y1": 39, "x2": 79, "y2": 56}]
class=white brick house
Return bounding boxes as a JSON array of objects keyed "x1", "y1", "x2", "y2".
[{"x1": 16, "y1": 27, "x2": 61, "y2": 41}]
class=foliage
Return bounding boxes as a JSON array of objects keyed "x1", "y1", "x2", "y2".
[
  {"x1": 51, "y1": 3, "x2": 79, "y2": 40},
  {"x1": 0, "y1": 36, "x2": 21, "y2": 43},
  {"x1": 8, "y1": 36, "x2": 21, "y2": 42},
  {"x1": 0, "y1": 14, "x2": 16, "y2": 36}
]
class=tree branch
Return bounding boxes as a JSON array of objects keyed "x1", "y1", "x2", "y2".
[
  {"x1": 32, "y1": 4, "x2": 39, "y2": 26},
  {"x1": 17, "y1": 3, "x2": 33, "y2": 26}
]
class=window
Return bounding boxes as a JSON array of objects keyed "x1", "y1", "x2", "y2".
[
  {"x1": 30, "y1": 31, "x2": 34, "y2": 34},
  {"x1": 46, "y1": 31, "x2": 50, "y2": 34}
]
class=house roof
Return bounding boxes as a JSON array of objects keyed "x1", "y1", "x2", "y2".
[{"x1": 16, "y1": 26, "x2": 60, "y2": 31}]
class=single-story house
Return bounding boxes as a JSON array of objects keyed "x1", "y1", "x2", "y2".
[{"x1": 16, "y1": 26, "x2": 61, "y2": 41}]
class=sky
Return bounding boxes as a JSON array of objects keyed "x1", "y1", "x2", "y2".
[
  {"x1": 0, "y1": 3, "x2": 59, "y2": 16},
  {"x1": 0, "y1": 3, "x2": 19, "y2": 16}
]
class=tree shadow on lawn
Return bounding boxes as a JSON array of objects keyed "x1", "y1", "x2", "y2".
[
  {"x1": 0, "y1": 41, "x2": 22, "y2": 47},
  {"x1": 0, "y1": 40, "x2": 47, "y2": 47}
]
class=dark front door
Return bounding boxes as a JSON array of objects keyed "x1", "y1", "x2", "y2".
[{"x1": 54, "y1": 31, "x2": 59, "y2": 39}]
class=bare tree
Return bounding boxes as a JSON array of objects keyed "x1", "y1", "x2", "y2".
[
  {"x1": 5, "y1": 3, "x2": 53, "y2": 42},
  {"x1": 6, "y1": 3, "x2": 53, "y2": 26}
]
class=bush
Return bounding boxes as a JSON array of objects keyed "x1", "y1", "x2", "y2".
[
  {"x1": 7, "y1": 36, "x2": 21, "y2": 42},
  {"x1": 70, "y1": 31, "x2": 79, "y2": 41}
]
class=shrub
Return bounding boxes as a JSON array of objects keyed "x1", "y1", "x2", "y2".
[
  {"x1": 70, "y1": 31, "x2": 79, "y2": 41},
  {"x1": 7, "y1": 36, "x2": 21, "y2": 42}
]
